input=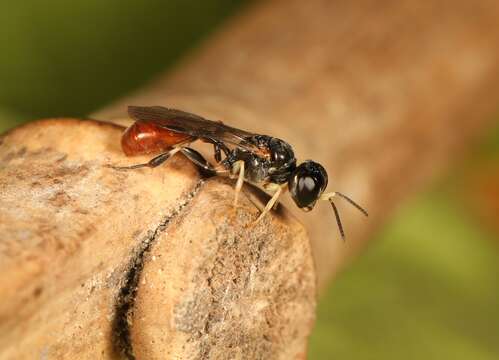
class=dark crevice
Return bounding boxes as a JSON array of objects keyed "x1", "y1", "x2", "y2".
[{"x1": 111, "y1": 180, "x2": 204, "y2": 359}]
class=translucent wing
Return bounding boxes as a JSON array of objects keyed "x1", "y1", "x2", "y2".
[{"x1": 128, "y1": 106, "x2": 259, "y2": 151}]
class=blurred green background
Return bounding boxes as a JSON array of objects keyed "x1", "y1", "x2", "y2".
[{"x1": 1, "y1": 1, "x2": 498, "y2": 359}]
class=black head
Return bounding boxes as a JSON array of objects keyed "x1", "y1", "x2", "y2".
[
  {"x1": 288, "y1": 160, "x2": 368, "y2": 240},
  {"x1": 288, "y1": 160, "x2": 328, "y2": 211}
]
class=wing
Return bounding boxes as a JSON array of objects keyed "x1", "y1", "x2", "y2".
[{"x1": 128, "y1": 106, "x2": 259, "y2": 151}]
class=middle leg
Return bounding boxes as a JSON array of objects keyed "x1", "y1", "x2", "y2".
[{"x1": 232, "y1": 160, "x2": 245, "y2": 207}]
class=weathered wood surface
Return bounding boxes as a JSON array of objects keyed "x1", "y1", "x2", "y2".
[
  {"x1": 98, "y1": 0, "x2": 499, "y2": 287},
  {"x1": 0, "y1": 119, "x2": 315, "y2": 359}
]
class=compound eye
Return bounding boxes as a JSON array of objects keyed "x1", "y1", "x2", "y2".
[
  {"x1": 288, "y1": 161, "x2": 328, "y2": 210},
  {"x1": 297, "y1": 176, "x2": 320, "y2": 206},
  {"x1": 289, "y1": 173, "x2": 321, "y2": 209}
]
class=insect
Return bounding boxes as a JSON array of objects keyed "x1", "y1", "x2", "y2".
[{"x1": 118, "y1": 106, "x2": 368, "y2": 239}]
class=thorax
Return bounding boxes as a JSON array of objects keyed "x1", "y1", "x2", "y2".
[{"x1": 222, "y1": 135, "x2": 297, "y2": 185}]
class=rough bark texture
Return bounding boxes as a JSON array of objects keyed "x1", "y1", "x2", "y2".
[
  {"x1": 0, "y1": 119, "x2": 315, "y2": 359},
  {"x1": 97, "y1": 0, "x2": 499, "y2": 288}
]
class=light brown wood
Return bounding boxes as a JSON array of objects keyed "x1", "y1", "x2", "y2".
[
  {"x1": 0, "y1": 119, "x2": 315, "y2": 359},
  {"x1": 97, "y1": 0, "x2": 499, "y2": 288}
]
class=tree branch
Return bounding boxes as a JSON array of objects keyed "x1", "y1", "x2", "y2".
[{"x1": 0, "y1": 119, "x2": 315, "y2": 359}]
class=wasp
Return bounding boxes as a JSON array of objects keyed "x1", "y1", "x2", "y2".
[{"x1": 118, "y1": 106, "x2": 368, "y2": 239}]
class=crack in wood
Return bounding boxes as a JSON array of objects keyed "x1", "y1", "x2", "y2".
[{"x1": 111, "y1": 180, "x2": 204, "y2": 359}]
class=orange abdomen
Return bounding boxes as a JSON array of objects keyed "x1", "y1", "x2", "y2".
[{"x1": 121, "y1": 121, "x2": 192, "y2": 156}]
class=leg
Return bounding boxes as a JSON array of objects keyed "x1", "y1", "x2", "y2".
[
  {"x1": 180, "y1": 147, "x2": 229, "y2": 176},
  {"x1": 213, "y1": 143, "x2": 222, "y2": 163},
  {"x1": 254, "y1": 184, "x2": 282, "y2": 223},
  {"x1": 243, "y1": 190, "x2": 266, "y2": 213},
  {"x1": 272, "y1": 186, "x2": 287, "y2": 210},
  {"x1": 210, "y1": 140, "x2": 230, "y2": 163},
  {"x1": 180, "y1": 147, "x2": 215, "y2": 173},
  {"x1": 114, "y1": 147, "x2": 181, "y2": 170},
  {"x1": 216, "y1": 141, "x2": 231, "y2": 157},
  {"x1": 233, "y1": 160, "x2": 245, "y2": 206}
]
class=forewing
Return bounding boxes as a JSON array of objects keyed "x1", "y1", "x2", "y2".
[{"x1": 128, "y1": 106, "x2": 258, "y2": 150}]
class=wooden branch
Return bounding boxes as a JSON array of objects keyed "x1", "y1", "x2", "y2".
[
  {"x1": 97, "y1": 0, "x2": 499, "y2": 288},
  {"x1": 0, "y1": 119, "x2": 315, "y2": 359}
]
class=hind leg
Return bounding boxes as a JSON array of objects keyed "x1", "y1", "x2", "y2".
[
  {"x1": 180, "y1": 147, "x2": 230, "y2": 176},
  {"x1": 113, "y1": 147, "x2": 181, "y2": 170}
]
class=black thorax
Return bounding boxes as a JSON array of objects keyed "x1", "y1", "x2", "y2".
[{"x1": 221, "y1": 135, "x2": 296, "y2": 184}]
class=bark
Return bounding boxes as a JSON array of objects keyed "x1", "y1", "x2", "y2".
[
  {"x1": 0, "y1": 119, "x2": 315, "y2": 359},
  {"x1": 97, "y1": 0, "x2": 499, "y2": 287}
]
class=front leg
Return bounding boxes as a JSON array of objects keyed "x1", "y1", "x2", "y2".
[{"x1": 254, "y1": 183, "x2": 283, "y2": 223}]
